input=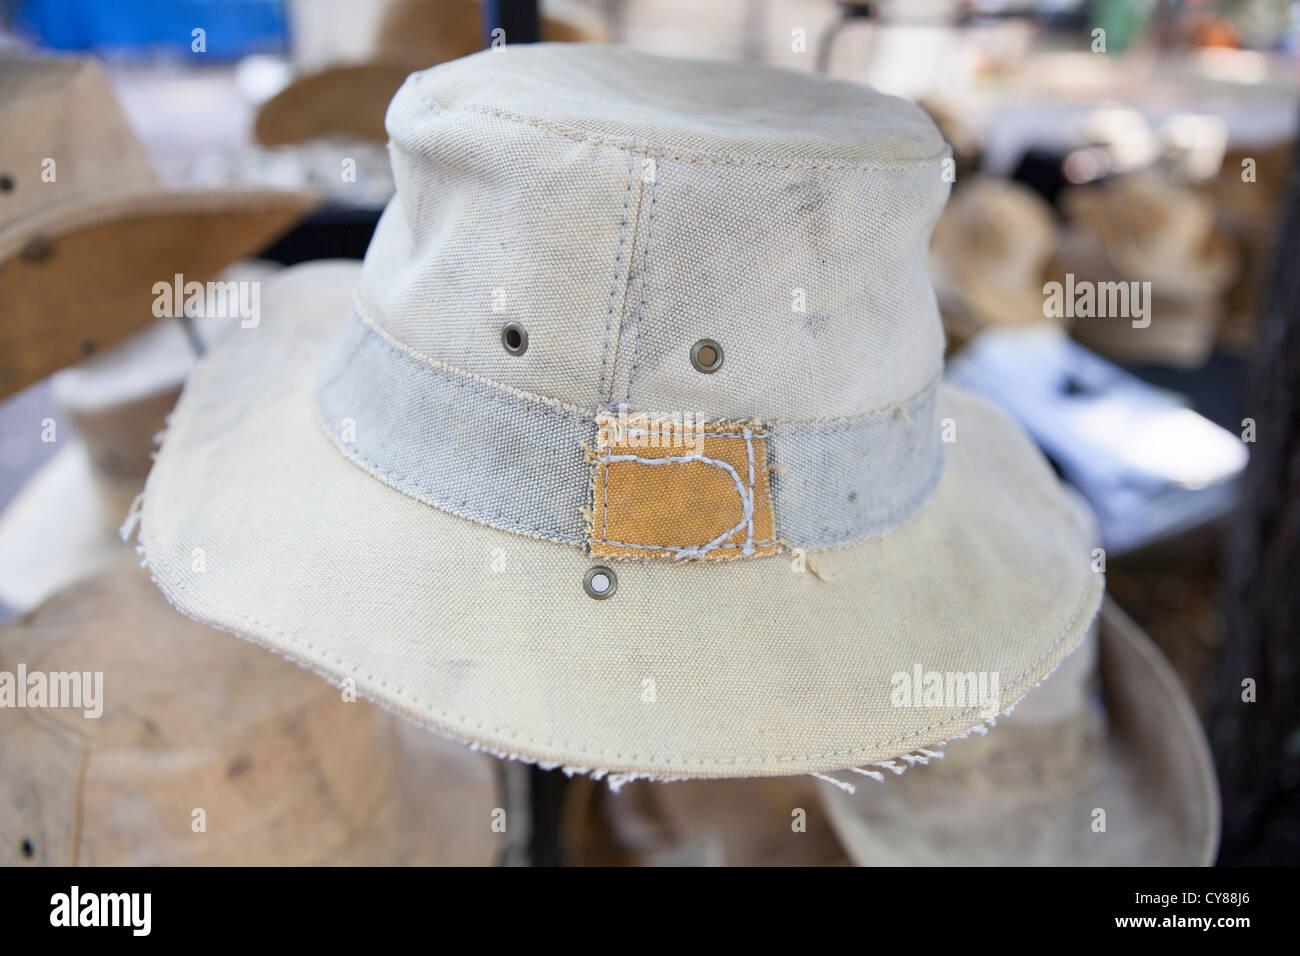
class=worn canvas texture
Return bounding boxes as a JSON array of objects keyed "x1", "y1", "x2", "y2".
[{"x1": 139, "y1": 45, "x2": 1104, "y2": 779}]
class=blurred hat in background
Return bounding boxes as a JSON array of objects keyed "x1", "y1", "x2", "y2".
[
  {"x1": 0, "y1": 567, "x2": 504, "y2": 866},
  {"x1": 0, "y1": 262, "x2": 277, "y2": 613},
  {"x1": 1063, "y1": 171, "x2": 1236, "y2": 297},
  {"x1": 0, "y1": 54, "x2": 319, "y2": 399},
  {"x1": 560, "y1": 773, "x2": 849, "y2": 866},
  {"x1": 254, "y1": 0, "x2": 605, "y2": 146},
  {"x1": 818, "y1": 598, "x2": 1220, "y2": 866},
  {"x1": 928, "y1": 176, "x2": 1059, "y2": 350},
  {"x1": 1053, "y1": 171, "x2": 1237, "y2": 367}
]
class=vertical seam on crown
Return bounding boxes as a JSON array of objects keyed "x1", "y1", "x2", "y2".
[
  {"x1": 625, "y1": 168, "x2": 659, "y2": 405},
  {"x1": 604, "y1": 155, "x2": 648, "y2": 405},
  {"x1": 598, "y1": 152, "x2": 637, "y2": 406}
]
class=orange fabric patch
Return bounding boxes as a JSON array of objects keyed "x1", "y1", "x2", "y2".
[{"x1": 588, "y1": 415, "x2": 778, "y2": 561}]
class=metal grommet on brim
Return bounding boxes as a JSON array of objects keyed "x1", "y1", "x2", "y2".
[
  {"x1": 690, "y1": 338, "x2": 723, "y2": 373},
  {"x1": 583, "y1": 565, "x2": 617, "y2": 600},
  {"x1": 501, "y1": 322, "x2": 528, "y2": 356}
]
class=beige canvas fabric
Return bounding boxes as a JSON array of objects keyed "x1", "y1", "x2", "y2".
[
  {"x1": 139, "y1": 46, "x2": 1104, "y2": 780},
  {"x1": 819, "y1": 598, "x2": 1220, "y2": 865}
]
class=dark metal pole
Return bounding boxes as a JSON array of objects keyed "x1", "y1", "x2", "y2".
[
  {"x1": 1209, "y1": 123, "x2": 1300, "y2": 865},
  {"x1": 483, "y1": 0, "x2": 541, "y2": 47}
]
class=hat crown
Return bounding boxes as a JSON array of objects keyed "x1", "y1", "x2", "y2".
[
  {"x1": 356, "y1": 44, "x2": 951, "y2": 421},
  {"x1": 0, "y1": 56, "x2": 157, "y2": 230}
]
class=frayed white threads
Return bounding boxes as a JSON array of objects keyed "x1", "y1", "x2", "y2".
[{"x1": 812, "y1": 772, "x2": 857, "y2": 793}]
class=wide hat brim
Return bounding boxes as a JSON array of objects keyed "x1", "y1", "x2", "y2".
[
  {"x1": 137, "y1": 261, "x2": 1104, "y2": 780},
  {"x1": 819, "y1": 597, "x2": 1220, "y2": 866},
  {"x1": 0, "y1": 187, "x2": 318, "y2": 399}
]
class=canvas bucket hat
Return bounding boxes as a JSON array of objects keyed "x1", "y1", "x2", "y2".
[
  {"x1": 136, "y1": 44, "x2": 1104, "y2": 782},
  {"x1": 0, "y1": 567, "x2": 503, "y2": 866},
  {"x1": 0, "y1": 54, "x2": 318, "y2": 399}
]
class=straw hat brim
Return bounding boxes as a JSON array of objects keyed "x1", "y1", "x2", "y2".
[
  {"x1": 253, "y1": 62, "x2": 417, "y2": 146},
  {"x1": 819, "y1": 597, "x2": 1220, "y2": 866},
  {"x1": 0, "y1": 565, "x2": 501, "y2": 865},
  {"x1": 136, "y1": 261, "x2": 1104, "y2": 780},
  {"x1": 0, "y1": 442, "x2": 141, "y2": 612},
  {"x1": 0, "y1": 187, "x2": 318, "y2": 399},
  {"x1": 1091, "y1": 232, "x2": 1237, "y2": 300}
]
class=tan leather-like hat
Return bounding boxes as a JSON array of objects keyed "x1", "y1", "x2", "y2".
[
  {"x1": 254, "y1": 0, "x2": 605, "y2": 146},
  {"x1": 0, "y1": 567, "x2": 504, "y2": 866},
  {"x1": 0, "y1": 54, "x2": 319, "y2": 398}
]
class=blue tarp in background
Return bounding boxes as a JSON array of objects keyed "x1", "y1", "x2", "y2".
[{"x1": 13, "y1": 0, "x2": 289, "y2": 58}]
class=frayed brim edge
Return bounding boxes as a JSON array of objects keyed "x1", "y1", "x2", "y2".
[{"x1": 810, "y1": 624, "x2": 1096, "y2": 796}]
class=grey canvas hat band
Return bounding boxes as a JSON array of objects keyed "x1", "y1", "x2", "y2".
[{"x1": 315, "y1": 304, "x2": 946, "y2": 552}]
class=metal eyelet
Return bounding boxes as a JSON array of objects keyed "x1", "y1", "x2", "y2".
[
  {"x1": 690, "y1": 338, "x2": 723, "y2": 373},
  {"x1": 501, "y1": 322, "x2": 528, "y2": 356},
  {"x1": 583, "y1": 565, "x2": 617, "y2": 600}
]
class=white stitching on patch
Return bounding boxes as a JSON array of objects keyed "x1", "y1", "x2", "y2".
[{"x1": 596, "y1": 427, "x2": 763, "y2": 560}]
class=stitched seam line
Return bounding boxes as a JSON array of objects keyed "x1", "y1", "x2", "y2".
[
  {"x1": 314, "y1": 399, "x2": 588, "y2": 546},
  {"x1": 624, "y1": 171, "x2": 657, "y2": 404},
  {"x1": 405, "y1": 83, "x2": 954, "y2": 172},
  {"x1": 347, "y1": 304, "x2": 941, "y2": 428},
  {"x1": 601, "y1": 539, "x2": 780, "y2": 550},
  {"x1": 614, "y1": 428, "x2": 764, "y2": 439},
  {"x1": 350, "y1": 300, "x2": 594, "y2": 422},
  {"x1": 598, "y1": 152, "x2": 636, "y2": 405},
  {"x1": 351, "y1": 297, "x2": 596, "y2": 421}
]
